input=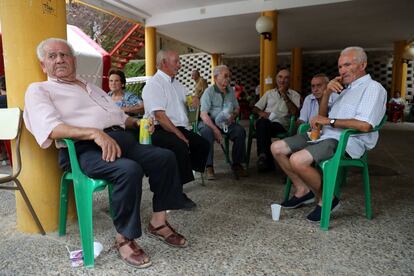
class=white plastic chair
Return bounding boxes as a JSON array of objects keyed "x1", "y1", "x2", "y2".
[{"x1": 0, "y1": 107, "x2": 45, "y2": 235}]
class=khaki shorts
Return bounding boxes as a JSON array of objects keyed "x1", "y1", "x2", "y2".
[{"x1": 283, "y1": 133, "x2": 338, "y2": 163}]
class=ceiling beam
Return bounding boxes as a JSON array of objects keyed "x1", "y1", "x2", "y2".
[{"x1": 146, "y1": 0, "x2": 352, "y2": 26}]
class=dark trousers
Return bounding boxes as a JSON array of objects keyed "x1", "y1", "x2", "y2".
[
  {"x1": 59, "y1": 130, "x2": 184, "y2": 240},
  {"x1": 0, "y1": 95, "x2": 7, "y2": 108},
  {"x1": 198, "y1": 122, "x2": 246, "y2": 166},
  {"x1": 152, "y1": 126, "x2": 210, "y2": 185},
  {"x1": 256, "y1": 118, "x2": 286, "y2": 160}
]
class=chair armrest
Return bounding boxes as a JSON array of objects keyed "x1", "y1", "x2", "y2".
[{"x1": 297, "y1": 123, "x2": 310, "y2": 134}]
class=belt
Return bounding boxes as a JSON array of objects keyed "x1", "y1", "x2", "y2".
[{"x1": 103, "y1": 126, "x2": 124, "y2": 133}]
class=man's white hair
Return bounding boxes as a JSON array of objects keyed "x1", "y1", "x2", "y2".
[
  {"x1": 36, "y1": 38, "x2": 75, "y2": 61},
  {"x1": 341, "y1": 46, "x2": 367, "y2": 64},
  {"x1": 213, "y1": 65, "x2": 229, "y2": 78},
  {"x1": 156, "y1": 50, "x2": 179, "y2": 69}
]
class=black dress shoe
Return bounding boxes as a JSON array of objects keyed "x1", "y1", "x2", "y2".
[{"x1": 182, "y1": 193, "x2": 197, "y2": 210}]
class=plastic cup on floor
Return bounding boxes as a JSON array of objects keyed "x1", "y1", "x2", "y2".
[
  {"x1": 271, "y1": 203, "x2": 281, "y2": 221},
  {"x1": 94, "y1": 241, "x2": 103, "y2": 258}
]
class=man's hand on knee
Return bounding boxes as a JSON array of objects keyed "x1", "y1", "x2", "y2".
[{"x1": 92, "y1": 130, "x2": 122, "y2": 162}]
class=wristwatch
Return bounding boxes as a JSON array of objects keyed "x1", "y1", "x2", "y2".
[{"x1": 329, "y1": 118, "x2": 336, "y2": 128}]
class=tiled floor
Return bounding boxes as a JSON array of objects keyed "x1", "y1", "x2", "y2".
[{"x1": 0, "y1": 122, "x2": 413, "y2": 275}]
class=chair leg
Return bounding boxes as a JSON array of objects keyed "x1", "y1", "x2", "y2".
[
  {"x1": 224, "y1": 137, "x2": 231, "y2": 164},
  {"x1": 14, "y1": 178, "x2": 46, "y2": 235},
  {"x1": 246, "y1": 135, "x2": 253, "y2": 169},
  {"x1": 200, "y1": 172, "x2": 205, "y2": 186},
  {"x1": 107, "y1": 184, "x2": 114, "y2": 219},
  {"x1": 362, "y1": 165, "x2": 372, "y2": 220},
  {"x1": 334, "y1": 167, "x2": 347, "y2": 198},
  {"x1": 320, "y1": 164, "x2": 338, "y2": 231},
  {"x1": 59, "y1": 173, "x2": 71, "y2": 236},
  {"x1": 283, "y1": 177, "x2": 292, "y2": 202},
  {"x1": 73, "y1": 182, "x2": 95, "y2": 268}
]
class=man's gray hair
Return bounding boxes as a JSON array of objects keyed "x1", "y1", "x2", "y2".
[
  {"x1": 213, "y1": 65, "x2": 229, "y2": 78},
  {"x1": 36, "y1": 38, "x2": 75, "y2": 61},
  {"x1": 156, "y1": 50, "x2": 177, "y2": 69},
  {"x1": 341, "y1": 46, "x2": 367, "y2": 64},
  {"x1": 312, "y1": 73, "x2": 329, "y2": 83}
]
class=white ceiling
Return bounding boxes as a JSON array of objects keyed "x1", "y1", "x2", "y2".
[{"x1": 83, "y1": 0, "x2": 414, "y2": 56}]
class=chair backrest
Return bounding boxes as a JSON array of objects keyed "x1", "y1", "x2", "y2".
[
  {"x1": 286, "y1": 115, "x2": 297, "y2": 136},
  {"x1": 0, "y1": 107, "x2": 22, "y2": 176},
  {"x1": 188, "y1": 106, "x2": 200, "y2": 131},
  {"x1": 0, "y1": 107, "x2": 21, "y2": 140}
]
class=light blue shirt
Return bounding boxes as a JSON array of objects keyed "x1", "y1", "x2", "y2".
[
  {"x1": 319, "y1": 74, "x2": 387, "y2": 158},
  {"x1": 200, "y1": 85, "x2": 239, "y2": 121},
  {"x1": 299, "y1": 93, "x2": 339, "y2": 123}
]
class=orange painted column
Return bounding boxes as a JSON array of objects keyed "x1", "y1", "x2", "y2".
[
  {"x1": 211, "y1": 53, "x2": 221, "y2": 83},
  {"x1": 391, "y1": 40, "x2": 407, "y2": 98},
  {"x1": 260, "y1": 11, "x2": 278, "y2": 96},
  {"x1": 291, "y1": 47, "x2": 302, "y2": 93},
  {"x1": 145, "y1": 27, "x2": 157, "y2": 76},
  {"x1": 0, "y1": 0, "x2": 67, "y2": 232}
]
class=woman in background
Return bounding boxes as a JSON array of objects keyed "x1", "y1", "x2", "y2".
[{"x1": 108, "y1": 69, "x2": 144, "y2": 116}]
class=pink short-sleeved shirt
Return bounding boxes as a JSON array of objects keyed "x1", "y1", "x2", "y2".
[{"x1": 24, "y1": 77, "x2": 128, "y2": 149}]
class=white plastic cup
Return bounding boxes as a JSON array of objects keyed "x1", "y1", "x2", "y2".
[
  {"x1": 271, "y1": 203, "x2": 281, "y2": 221},
  {"x1": 93, "y1": 241, "x2": 103, "y2": 258}
]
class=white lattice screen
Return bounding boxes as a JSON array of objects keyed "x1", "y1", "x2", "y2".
[{"x1": 175, "y1": 51, "x2": 414, "y2": 100}]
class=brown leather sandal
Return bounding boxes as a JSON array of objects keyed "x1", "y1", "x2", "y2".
[
  {"x1": 147, "y1": 221, "x2": 188, "y2": 248},
  {"x1": 114, "y1": 239, "x2": 152, "y2": 268}
]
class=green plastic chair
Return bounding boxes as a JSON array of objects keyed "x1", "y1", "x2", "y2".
[
  {"x1": 188, "y1": 107, "x2": 205, "y2": 185},
  {"x1": 221, "y1": 116, "x2": 241, "y2": 165},
  {"x1": 246, "y1": 114, "x2": 296, "y2": 168},
  {"x1": 283, "y1": 115, "x2": 387, "y2": 231},
  {"x1": 196, "y1": 111, "x2": 237, "y2": 165},
  {"x1": 58, "y1": 138, "x2": 113, "y2": 268}
]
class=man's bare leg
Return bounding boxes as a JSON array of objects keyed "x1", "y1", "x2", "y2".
[
  {"x1": 271, "y1": 140, "x2": 311, "y2": 197},
  {"x1": 289, "y1": 150, "x2": 322, "y2": 204}
]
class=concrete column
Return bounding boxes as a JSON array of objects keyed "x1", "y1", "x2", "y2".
[
  {"x1": 0, "y1": 0, "x2": 67, "y2": 233},
  {"x1": 391, "y1": 40, "x2": 407, "y2": 98},
  {"x1": 145, "y1": 27, "x2": 156, "y2": 76},
  {"x1": 259, "y1": 11, "x2": 278, "y2": 96},
  {"x1": 211, "y1": 53, "x2": 221, "y2": 83},
  {"x1": 291, "y1": 47, "x2": 302, "y2": 93}
]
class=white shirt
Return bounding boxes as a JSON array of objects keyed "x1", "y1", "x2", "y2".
[
  {"x1": 254, "y1": 88, "x2": 301, "y2": 129},
  {"x1": 319, "y1": 74, "x2": 387, "y2": 158},
  {"x1": 142, "y1": 70, "x2": 189, "y2": 127}
]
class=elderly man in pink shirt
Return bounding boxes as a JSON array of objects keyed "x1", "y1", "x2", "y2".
[{"x1": 24, "y1": 38, "x2": 188, "y2": 269}]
